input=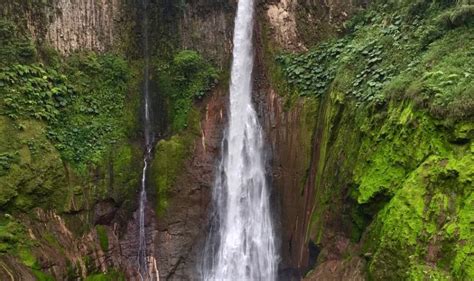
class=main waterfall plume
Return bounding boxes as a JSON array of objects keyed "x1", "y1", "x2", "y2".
[{"x1": 202, "y1": 0, "x2": 278, "y2": 279}]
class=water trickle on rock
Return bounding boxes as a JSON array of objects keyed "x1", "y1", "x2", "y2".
[
  {"x1": 202, "y1": 0, "x2": 278, "y2": 279},
  {"x1": 137, "y1": 0, "x2": 155, "y2": 279}
]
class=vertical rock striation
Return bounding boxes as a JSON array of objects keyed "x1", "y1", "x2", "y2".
[{"x1": 0, "y1": 0, "x2": 132, "y2": 54}]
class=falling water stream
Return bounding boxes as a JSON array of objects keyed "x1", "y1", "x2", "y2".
[
  {"x1": 202, "y1": 0, "x2": 278, "y2": 279},
  {"x1": 137, "y1": 0, "x2": 154, "y2": 279}
]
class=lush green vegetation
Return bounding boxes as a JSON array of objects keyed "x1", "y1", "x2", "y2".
[
  {"x1": 0, "y1": 19, "x2": 36, "y2": 65},
  {"x1": 277, "y1": 40, "x2": 346, "y2": 97},
  {"x1": 85, "y1": 271, "x2": 126, "y2": 281},
  {"x1": 1, "y1": 20, "x2": 135, "y2": 170},
  {"x1": 151, "y1": 108, "x2": 201, "y2": 215},
  {"x1": 0, "y1": 215, "x2": 28, "y2": 253},
  {"x1": 150, "y1": 50, "x2": 218, "y2": 216},
  {"x1": 154, "y1": 50, "x2": 218, "y2": 132},
  {"x1": 96, "y1": 225, "x2": 109, "y2": 252},
  {"x1": 0, "y1": 215, "x2": 55, "y2": 279},
  {"x1": 274, "y1": 0, "x2": 473, "y2": 280},
  {"x1": 47, "y1": 52, "x2": 131, "y2": 167},
  {"x1": 0, "y1": 14, "x2": 217, "y2": 276},
  {"x1": 278, "y1": 0, "x2": 473, "y2": 122},
  {"x1": 0, "y1": 18, "x2": 139, "y2": 278}
]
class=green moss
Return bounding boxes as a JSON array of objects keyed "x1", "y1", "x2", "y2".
[
  {"x1": 408, "y1": 264, "x2": 452, "y2": 280},
  {"x1": 94, "y1": 141, "x2": 142, "y2": 208},
  {"x1": 151, "y1": 108, "x2": 200, "y2": 215},
  {"x1": 0, "y1": 216, "x2": 25, "y2": 252},
  {"x1": 18, "y1": 244, "x2": 54, "y2": 279},
  {"x1": 153, "y1": 50, "x2": 218, "y2": 133},
  {"x1": 298, "y1": 83, "x2": 470, "y2": 281},
  {"x1": 85, "y1": 271, "x2": 126, "y2": 281},
  {"x1": 298, "y1": 98, "x2": 320, "y2": 189},
  {"x1": 363, "y1": 151, "x2": 473, "y2": 279},
  {"x1": 42, "y1": 232, "x2": 63, "y2": 253},
  {"x1": 269, "y1": 0, "x2": 474, "y2": 279},
  {"x1": 0, "y1": 20, "x2": 138, "y2": 213},
  {"x1": 96, "y1": 225, "x2": 109, "y2": 252},
  {"x1": 18, "y1": 248, "x2": 37, "y2": 268},
  {"x1": 351, "y1": 100, "x2": 450, "y2": 205},
  {"x1": 32, "y1": 269, "x2": 55, "y2": 281},
  {"x1": 48, "y1": 52, "x2": 131, "y2": 168},
  {"x1": 0, "y1": 19, "x2": 36, "y2": 66},
  {"x1": 0, "y1": 20, "x2": 144, "y2": 277},
  {"x1": 0, "y1": 118, "x2": 68, "y2": 211},
  {"x1": 277, "y1": 3, "x2": 473, "y2": 274}
]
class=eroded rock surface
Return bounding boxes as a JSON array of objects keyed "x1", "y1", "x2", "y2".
[
  {"x1": 0, "y1": 0, "x2": 131, "y2": 54},
  {"x1": 154, "y1": 88, "x2": 227, "y2": 280}
]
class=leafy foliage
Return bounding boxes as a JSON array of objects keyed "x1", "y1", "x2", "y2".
[
  {"x1": 277, "y1": 40, "x2": 345, "y2": 97},
  {"x1": 277, "y1": 1, "x2": 474, "y2": 120},
  {"x1": 154, "y1": 50, "x2": 218, "y2": 132},
  {"x1": 1, "y1": 64, "x2": 75, "y2": 121},
  {"x1": 0, "y1": 20, "x2": 139, "y2": 276},
  {"x1": 0, "y1": 215, "x2": 26, "y2": 252},
  {"x1": 0, "y1": 152, "x2": 19, "y2": 176},
  {"x1": 0, "y1": 29, "x2": 131, "y2": 168},
  {"x1": 275, "y1": 1, "x2": 474, "y2": 280},
  {"x1": 96, "y1": 225, "x2": 109, "y2": 252},
  {"x1": 172, "y1": 50, "x2": 218, "y2": 100},
  {"x1": 46, "y1": 53, "x2": 131, "y2": 166},
  {"x1": 0, "y1": 19, "x2": 36, "y2": 65}
]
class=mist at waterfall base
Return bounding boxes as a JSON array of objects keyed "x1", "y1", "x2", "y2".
[{"x1": 201, "y1": 0, "x2": 278, "y2": 280}]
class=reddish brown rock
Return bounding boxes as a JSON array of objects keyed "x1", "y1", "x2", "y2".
[{"x1": 153, "y1": 87, "x2": 227, "y2": 280}]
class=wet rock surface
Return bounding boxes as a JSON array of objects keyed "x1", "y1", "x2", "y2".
[
  {"x1": 0, "y1": 0, "x2": 132, "y2": 54},
  {"x1": 153, "y1": 87, "x2": 227, "y2": 280},
  {"x1": 254, "y1": 1, "x2": 369, "y2": 279}
]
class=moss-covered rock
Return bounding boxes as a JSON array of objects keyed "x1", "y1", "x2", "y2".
[
  {"x1": 0, "y1": 19, "x2": 143, "y2": 278},
  {"x1": 151, "y1": 108, "x2": 201, "y2": 215},
  {"x1": 85, "y1": 271, "x2": 126, "y2": 281},
  {"x1": 96, "y1": 225, "x2": 109, "y2": 252},
  {"x1": 273, "y1": 1, "x2": 473, "y2": 279}
]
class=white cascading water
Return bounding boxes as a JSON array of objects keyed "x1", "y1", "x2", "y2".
[
  {"x1": 137, "y1": 0, "x2": 154, "y2": 279},
  {"x1": 202, "y1": 0, "x2": 278, "y2": 280}
]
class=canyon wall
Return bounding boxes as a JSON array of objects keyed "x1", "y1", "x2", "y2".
[
  {"x1": 0, "y1": 0, "x2": 133, "y2": 54},
  {"x1": 1, "y1": 0, "x2": 472, "y2": 280},
  {"x1": 255, "y1": 0, "x2": 367, "y2": 278},
  {"x1": 0, "y1": 0, "x2": 368, "y2": 279},
  {"x1": 256, "y1": 0, "x2": 473, "y2": 280}
]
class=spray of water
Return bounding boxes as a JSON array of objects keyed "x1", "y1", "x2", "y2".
[{"x1": 202, "y1": 0, "x2": 278, "y2": 279}]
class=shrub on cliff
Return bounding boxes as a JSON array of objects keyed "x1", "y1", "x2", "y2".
[{"x1": 154, "y1": 50, "x2": 219, "y2": 132}]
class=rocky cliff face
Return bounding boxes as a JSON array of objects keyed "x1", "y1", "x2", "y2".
[
  {"x1": 0, "y1": 0, "x2": 133, "y2": 54},
  {"x1": 263, "y1": 0, "x2": 367, "y2": 51},
  {"x1": 1, "y1": 0, "x2": 235, "y2": 279},
  {"x1": 177, "y1": 0, "x2": 236, "y2": 68},
  {"x1": 152, "y1": 88, "x2": 227, "y2": 279},
  {"x1": 1, "y1": 0, "x2": 472, "y2": 280},
  {"x1": 255, "y1": 0, "x2": 367, "y2": 278},
  {"x1": 255, "y1": 0, "x2": 473, "y2": 280},
  {"x1": 144, "y1": 0, "x2": 235, "y2": 68}
]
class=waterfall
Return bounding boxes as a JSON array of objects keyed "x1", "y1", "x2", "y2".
[
  {"x1": 202, "y1": 0, "x2": 278, "y2": 280},
  {"x1": 137, "y1": 0, "x2": 155, "y2": 280}
]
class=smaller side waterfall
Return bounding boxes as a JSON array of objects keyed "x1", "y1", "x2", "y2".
[
  {"x1": 137, "y1": 0, "x2": 159, "y2": 280},
  {"x1": 138, "y1": 148, "x2": 152, "y2": 280}
]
